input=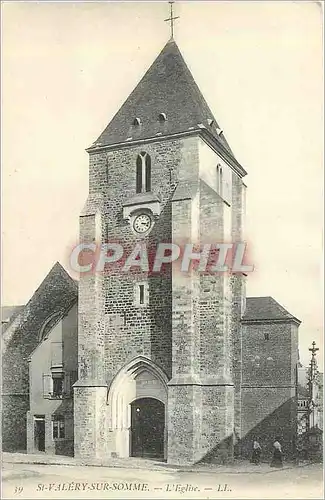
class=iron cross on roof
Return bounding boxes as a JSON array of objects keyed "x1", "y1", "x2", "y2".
[
  {"x1": 164, "y1": 1, "x2": 180, "y2": 39},
  {"x1": 309, "y1": 341, "x2": 319, "y2": 357}
]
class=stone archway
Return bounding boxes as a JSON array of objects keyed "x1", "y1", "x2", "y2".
[{"x1": 107, "y1": 356, "x2": 168, "y2": 459}]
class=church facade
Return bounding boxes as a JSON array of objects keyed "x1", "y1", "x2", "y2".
[
  {"x1": 74, "y1": 39, "x2": 300, "y2": 464},
  {"x1": 2, "y1": 39, "x2": 300, "y2": 465}
]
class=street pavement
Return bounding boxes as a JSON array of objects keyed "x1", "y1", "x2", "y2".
[{"x1": 1, "y1": 458, "x2": 323, "y2": 499}]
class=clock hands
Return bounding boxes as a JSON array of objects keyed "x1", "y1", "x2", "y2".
[{"x1": 133, "y1": 213, "x2": 152, "y2": 233}]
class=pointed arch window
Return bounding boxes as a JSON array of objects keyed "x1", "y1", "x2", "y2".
[
  {"x1": 216, "y1": 163, "x2": 223, "y2": 197},
  {"x1": 136, "y1": 152, "x2": 151, "y2": 193},
  {"x1": 216, "y1": 164, "x2": 220, "y2": 193},
  {"x1": 136, "y1": 156, "x2": 142, "y2": 193}
]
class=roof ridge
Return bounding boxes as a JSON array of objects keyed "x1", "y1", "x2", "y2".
[
  {"x1": 91, "y1": 39, "x2": 236, "y2": 159},
  {"x1": 243, "y1": 296, "x2": 301, "y2": 323}
]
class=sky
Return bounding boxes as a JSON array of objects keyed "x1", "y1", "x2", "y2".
[{"x1": 1, "y1": 1, "x2": 323, "y2": 369}]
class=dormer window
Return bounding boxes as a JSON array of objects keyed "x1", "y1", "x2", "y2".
[
  {"x1": 136, "y1": 152, "x2": 151, "y2": 193},
  {"x1": 207, "y1": 119, "x2": 214, "y2": 126},
  {"x1": 216, "y1": 127, "x2": 223, "y2": 136},
  {"x1": 133, "y1": 117, "x2": 141, "y2": 126},
  {"x1": 158, "y1": 113, "x2": 167, "y2": 122}
]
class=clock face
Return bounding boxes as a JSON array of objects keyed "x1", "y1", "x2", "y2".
[{"x1": 133, "y1": 213, "x2": 152, "y2": 234}]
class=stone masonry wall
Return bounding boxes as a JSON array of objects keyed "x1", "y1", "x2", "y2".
[
  {"x1": 2, "y1": 263, "x2": 77, "y2": 452},
  {"x1": 90, "y1": 137, "x2": 198, "y2": 383},
  {"x1": 196, "y1": 179, "x2": 235, "y2": 463},
  {"x1": 76, "y1": 136, "x2": 199, "y2": 459},
  {"x1": 199, "y1": 181, "x2": 227, "y2": 382},
  {"x1": 75, "y1": 211, "x2": 107, "y2": 459},
  {"x1": 240, "y1": 321, "x2": 299, "y2": 458},
  {"x1": 168, "y1": 191, "x2": 201, "y2": 464}
]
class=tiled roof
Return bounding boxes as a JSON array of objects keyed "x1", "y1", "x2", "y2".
[
  {"x1": 92, "y1": 39, "x2": 234, "y2": 158},
  {"x1": 1, "y1": 305, "x2": 25, "y2": 333},
  {"x1": 1, "y1": 305, "x2": 24, "y2": 323},
  {"x1": 243, "y1": 296, "x2": 301, "y2": 324},
  {"x1": 2, "y1": 262, "x2": 78, "y2": 351}
]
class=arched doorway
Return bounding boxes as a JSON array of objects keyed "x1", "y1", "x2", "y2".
[
  {"x1": 131, "y1": 397, "x2": 165, "y2": 458},
  {"x1": 106, "y1": 356, "x2": 168, "y2": 459}
]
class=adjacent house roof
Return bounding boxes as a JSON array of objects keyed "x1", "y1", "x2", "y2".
[
  {"x1": 243, "y1": 296, "x2": 301, "y2": 324},
  {"x1": 2, "y1": 262, "x2": 78, "y2": 353},
  {"x1": 1, "y1": 306, "x2": 25, "y2": 333},
  {"x1": 90, "y1": 39, "x2": 235, "y2": 159}
]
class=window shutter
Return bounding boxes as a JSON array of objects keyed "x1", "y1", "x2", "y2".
[{"x1": 43, "y1": 374, "x2": 52, "y2": 398}]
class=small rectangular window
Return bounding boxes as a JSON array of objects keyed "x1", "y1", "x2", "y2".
[
  {"x1": 52, "y1": 373, "x2": 64, "y2": 397},
  {"x1": 135, "y1": 282, "x2": 148, "y2": 307},
  {"x1": 264, "y1": 332, "x2": 270, "y2": 341},
  {"x1": 52, "y1": 416, "x2": 65, "y2": 439},
  {"x1": 139, "y1": 284, "x2": 145, "y2": 305}
]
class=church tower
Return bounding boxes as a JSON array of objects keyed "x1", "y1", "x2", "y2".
[{"x1": 74, "y1": 37, "x2": 247, "y2": 465}]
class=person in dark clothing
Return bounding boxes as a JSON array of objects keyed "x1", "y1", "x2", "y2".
[
  {"x1": 251, "y1": 440, "x2": 262, "y2": 464},
  {"x1": 270, "y1": 440, "x2": 283, "y2": 468}
]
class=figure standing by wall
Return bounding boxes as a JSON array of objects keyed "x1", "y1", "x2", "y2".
[
  {"x1": 270, "y1": 440, "x2": 283, "y2": 468},
  {"x1": 251, "y1": 440, "x2": 262, "y2": 465}
]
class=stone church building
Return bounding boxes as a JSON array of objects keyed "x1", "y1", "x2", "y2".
[{"x1": 2, "y1": 39, "x2": 301, "y2": 465}]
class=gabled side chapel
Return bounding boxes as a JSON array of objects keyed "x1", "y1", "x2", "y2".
[{"x1": 2, "y1": 37, "x2": 300, "y2": 465}]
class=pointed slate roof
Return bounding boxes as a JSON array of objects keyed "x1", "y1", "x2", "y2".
[
  {"x1": 92, "y1": 39, "x2": 234, "y2": 157},
  {"x1": 242, "y1": 296, "x2": 301, "y2": 324}
]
